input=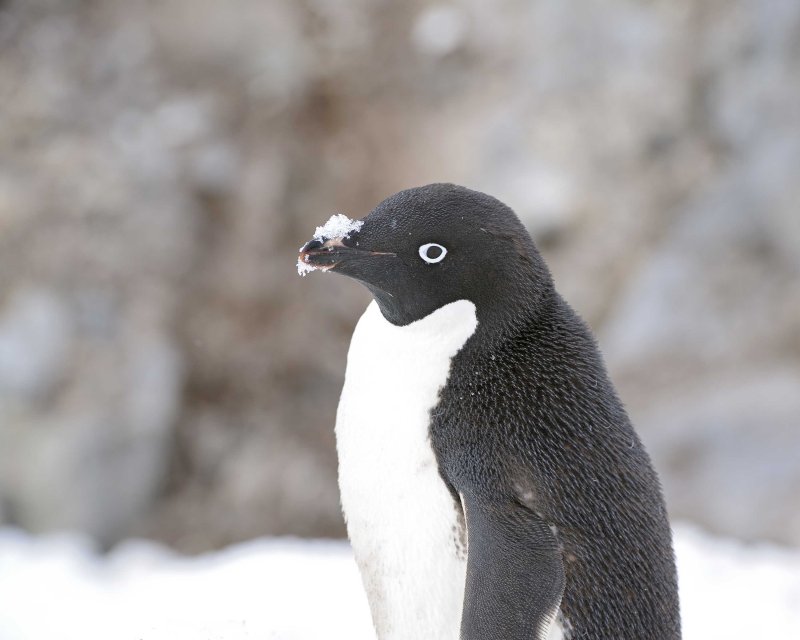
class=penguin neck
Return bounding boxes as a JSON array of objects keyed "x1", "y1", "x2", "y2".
[
  {"x1": 368, "y1": 271, "x2": 556, "y2": 338},
  {"x1": 472, "y1": 278, "x2": 558, "y2": 347},
  {"x1": 364, "y1": 297, "x2": 479, "y2": 346}
]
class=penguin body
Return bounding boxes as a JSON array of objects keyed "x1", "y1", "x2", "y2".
[{"x1": 299, "y1": 184, "x2": 681, "y2": 639}]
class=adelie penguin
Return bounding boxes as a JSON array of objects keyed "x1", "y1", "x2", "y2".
[{"x1": 298, "y1": 184, "x2": 681, "y2": 640}]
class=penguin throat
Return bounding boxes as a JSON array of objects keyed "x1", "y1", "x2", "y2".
[{"x1": 367, "y1": 287, "x2": 475, "y2": 328}]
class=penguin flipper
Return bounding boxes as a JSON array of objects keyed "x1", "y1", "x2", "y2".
[{"x1": 460, "y1": 494, "x2": 565, "y2": 640}]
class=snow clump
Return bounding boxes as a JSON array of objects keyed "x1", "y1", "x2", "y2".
[
  {"x1": 297, "y1": 214, "x2": 364, "y2": 277},
  {"x1": 312, "y1": 214, "x2": 363, "y2": 242},
  {"x1": 296, "y1": 259, "x2": 316, "y2": 277}
]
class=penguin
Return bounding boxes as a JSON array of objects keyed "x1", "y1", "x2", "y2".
[{"x1": 298, "y1": 184, "x2": 681, "y2": 640}]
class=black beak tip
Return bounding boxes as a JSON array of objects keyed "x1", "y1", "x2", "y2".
[
  {"x1": 300, "y1": 238, "x2": 324, "y2": 253},
  {"x1": 298, "y1": 236, "x2": 347, "y2": 274}
]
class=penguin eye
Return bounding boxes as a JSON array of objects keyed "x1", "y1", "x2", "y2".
[{"x1": 418, "y1": 243, "x2": 447, "y2": 264}]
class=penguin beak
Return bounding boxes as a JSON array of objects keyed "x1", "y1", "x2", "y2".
[
  {"x1": 297, "y1": 236, "x2": 396, "y2": 275},
  {"x1": 298, "y1": 237, "x2": 350, "y2": 272},
  {"x1": 298, "y1": 226, "x2": 414, "y2": 324}
]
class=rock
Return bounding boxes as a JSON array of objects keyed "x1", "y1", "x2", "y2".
[
  {"x1": 0, "y1": 311, "x2": 182, "y2": 546},
  {"x1": 0, "y1": 288, "x2": 71, "y2": 400},
  {"x1": 634, "y1": 368, "x2": 800, "y2": 545},
  {"x1": 411, "y1": 5, "x2": 469, "y2": 57}
]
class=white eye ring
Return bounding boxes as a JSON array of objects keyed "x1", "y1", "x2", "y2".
[{"x1": 419, "y1": 243, "x2": 447, "y2": 264}]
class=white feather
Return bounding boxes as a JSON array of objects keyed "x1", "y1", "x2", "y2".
[{"x1": 336, "y1": 300, "x2": 478, "y2": 640}]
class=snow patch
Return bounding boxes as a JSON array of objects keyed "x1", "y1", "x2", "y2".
[
  {"x1": 297, "y1": 214, "x2": 364, "y2": 277},
  {"x1": 312, "y1": 213, "x2": 363, "y2": 243},
  {"x1": 1, "y1": 524, "x2": 799, "y2": 639},
  {"x1": 296, "y1": 258, "x2": 316, "y2": 277}
]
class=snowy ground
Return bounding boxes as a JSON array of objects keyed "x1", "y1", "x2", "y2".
[{"x1": 1, "y1": 524, "x2": 799, "y2": 640}]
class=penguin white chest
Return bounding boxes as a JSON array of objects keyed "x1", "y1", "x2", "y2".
[{"x1": 336, "y1": 300, "x2": 478, "y2": 640}]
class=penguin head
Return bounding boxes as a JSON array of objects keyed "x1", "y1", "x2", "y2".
[{"x1": 299, "y1": 183, "x2": 553, "y2": 326}]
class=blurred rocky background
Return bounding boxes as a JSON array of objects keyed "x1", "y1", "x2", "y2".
[{"x1": 0, "y1": 0, "x2": 797, "y2": 552}]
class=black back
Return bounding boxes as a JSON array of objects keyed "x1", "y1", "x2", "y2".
[{"x1": 431, "y1": 276, "x2": 681, "y2": 639}]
